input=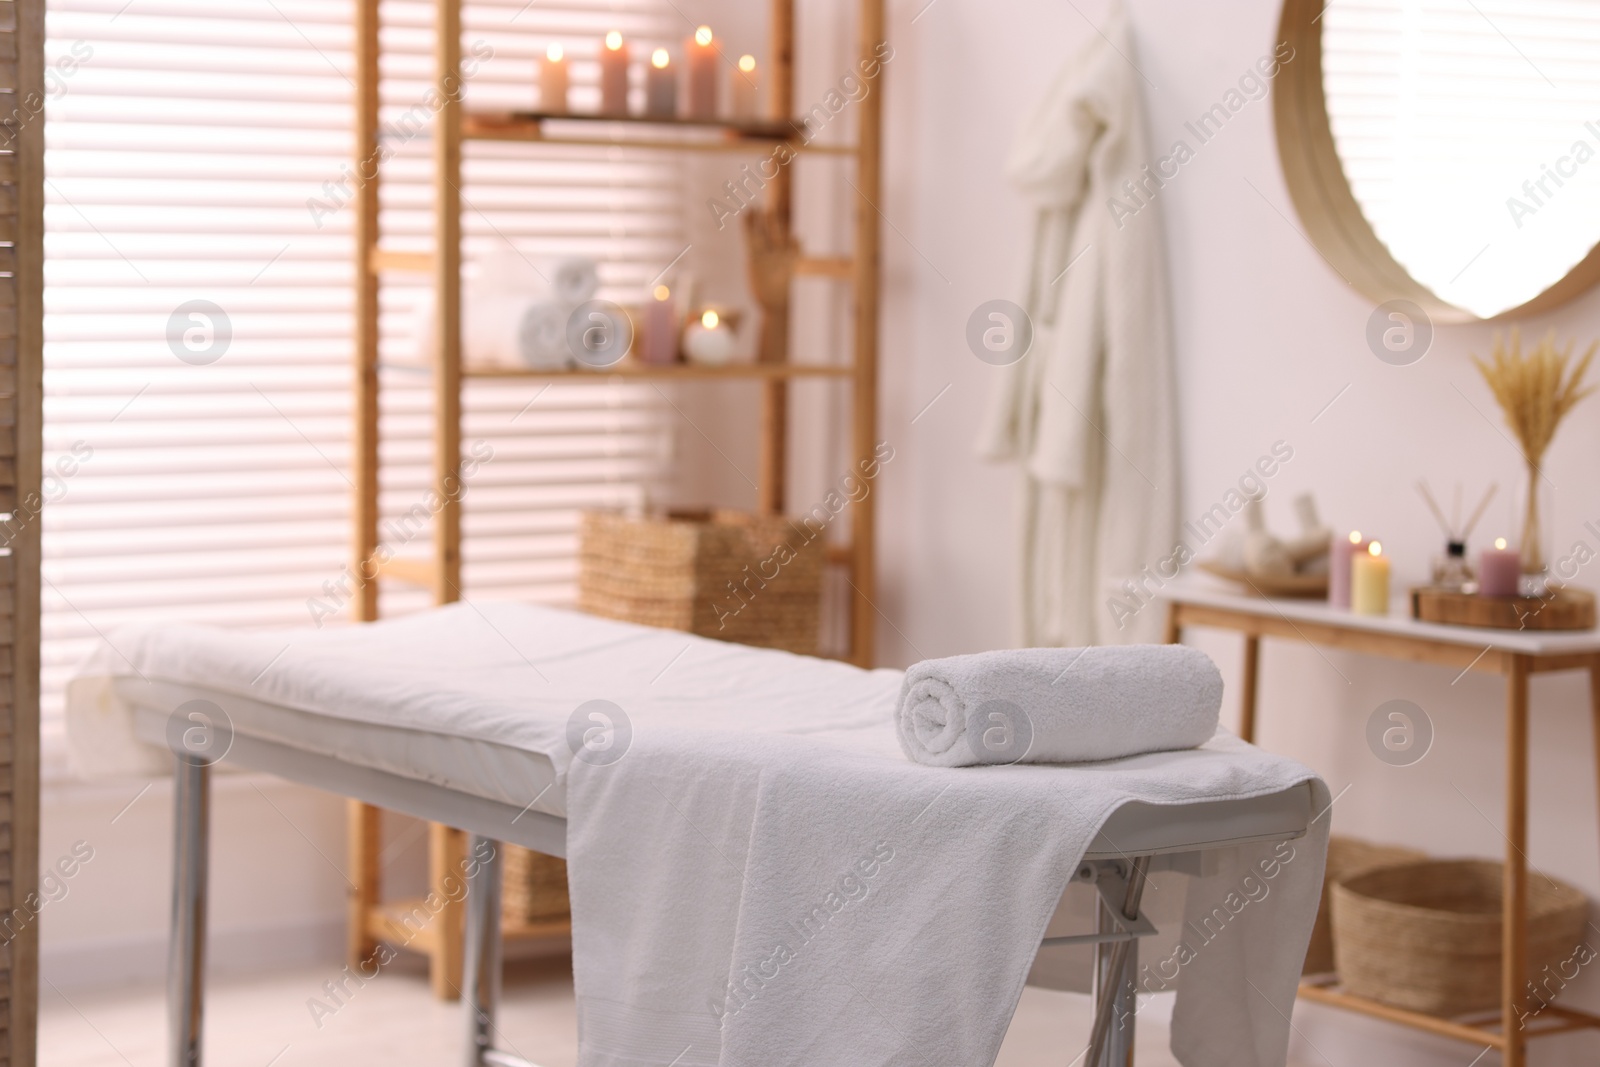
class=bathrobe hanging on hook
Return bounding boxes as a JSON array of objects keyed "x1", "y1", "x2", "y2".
[{"x1": 978, "y1": 0, "x2": 1179, "y2": 646}]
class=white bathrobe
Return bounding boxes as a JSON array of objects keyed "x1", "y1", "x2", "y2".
[{"x1": 979, "y1": 2, "x2": 1178, "y2": 647}]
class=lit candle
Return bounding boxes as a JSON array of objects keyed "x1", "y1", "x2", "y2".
[
  {"x1": 1351, "y1": 541, "x2": 1391, "y2": 616},
  {"x1": 683, "y1": 308, "x2": 736, "y2": 365},
  {"x1": 539, "y1": 43, "x2": 569, "y2": 114},
  {"x1": 1329, "y1": 530, "x2": 1369, "y2": 609},
  {"x1": 599, "y1": 31, "x2": 629, "y2": 116},
  {"x1": 731, "y1": 54, "x2": 758, "y2": 121},
  {"x1": 644, "y1": 47, "x2": 677, "y2": 118},
  {"x1": 1479, "y1": 537, "x2": 1522, "y2": 597},
  {"x1": 686, "y1": 25, "x2": 718, "y2": 119},
  {"x1": 641, "y1": 284, "x2": 678, "y2": 365}
]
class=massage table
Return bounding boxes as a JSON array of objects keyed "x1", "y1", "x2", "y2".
[{"x1": 70, "y1": 606, "x2": 1317, "y2": 1067}]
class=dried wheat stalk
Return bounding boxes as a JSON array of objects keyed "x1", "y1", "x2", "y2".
[{"x1": 1473, "y1": 329, "x2": 1596, "y2": 572}]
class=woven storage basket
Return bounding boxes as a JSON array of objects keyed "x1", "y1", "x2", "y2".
[
  {"x1": 1302, "y1": 835, "x2": 1426, "y2": 975},
  {"x1": 577, "y1": 508, "x2": 824, "y2": 655},
  {"x1": 1332, "y1": 859, "x2": 1588, "y2": 1016},
  {"x1": 501, "y1": 846, "x2": 570, "y2": 927}
]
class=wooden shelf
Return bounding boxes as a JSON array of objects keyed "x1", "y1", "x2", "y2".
[
  {"x1": 366, "y1": 899, "x2": 571, "y2": 948},
  {"x1": 796, "y1": 256, "x2": 854, "y2": 278},
  {"x1": 503, "y1": 915, "x2": 572, "y2": 941},
  {"x1": 372, "y1": 249, "x2": 855, "y2": 279},
  {"x1": 367, "y1": 899, "x2": 446, "y2": 953},
  {"x1": 368, "y1": 555, "x2": 432, "y2": 587},
  {"x1": 460, "y1": 361, "x2": 852, "y2": 382},
  {"x1": 1297, "y1": 978, "x2": 1600, "y2": 1047},
  {"x1": 462, "y1": 110, "x2": 855, "y2": 155}
]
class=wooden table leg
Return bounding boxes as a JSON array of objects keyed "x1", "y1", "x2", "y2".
[
  {"x1": 1591, "y1": 659, "x2": 1600, "y2": 888},
  {"x1": 429, "y1": 822, "x2": 467, "y2": 1000},
  {"x1": 346, "y1": 800, "x2": 381, "y2": 970},
  {"x1": 1503, "y1": 655, "x2": 1530, "y2": 1067},
  {"x1": 1162, "y1": 601, "x2": 1181, "y2": 644},
  {"x1": 1239, "y1": 634, "x2": 1261, "y2": 745}
]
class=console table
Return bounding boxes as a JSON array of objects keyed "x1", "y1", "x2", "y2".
[{"x1": 1162, "y1": 581, "x2": 1600, "y2": 1067}]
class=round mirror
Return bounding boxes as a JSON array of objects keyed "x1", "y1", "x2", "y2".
[{"x1": 1275, "y1": 0, "x2": 1600, "y2": 321}]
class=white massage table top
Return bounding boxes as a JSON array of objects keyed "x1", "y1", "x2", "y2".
[{"x1": 68, "y1": 602, "x2": 1313, "y2": 858}]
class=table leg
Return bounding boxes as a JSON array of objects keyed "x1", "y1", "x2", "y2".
[
  {"x1": 430, "y1": 822, "x2": 468, "y2": 1000},
  {"x1": 1591, "y1": 659, "x2": 1600, "y2": 893},
  {"x1": 1239, "y1": 635, "x2": 1261, "y2": 745},
  {"x1": 463, "y1": 836, "x2": 503, "y2": 1067},
  {"x1": 169, "y1": 753, "x2": 210, "y2": 1067},
  {"x1": 1162, "y1": 602, "x2": 1181, "y2": 644},
  {"x1": 1503, "y1": 655, "x2": 1530, "y2": 1067},
  {"x1": 347, "y1": 801, "x2": 381, "y2": 970}
]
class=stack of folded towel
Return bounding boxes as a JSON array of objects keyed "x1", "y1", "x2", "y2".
[
  {"x1": 410, "y1": 254, "x2": 601, "y2": 371},
  {"x1": 896, "y1": 644, "x2": 1223, "y2": 767}
]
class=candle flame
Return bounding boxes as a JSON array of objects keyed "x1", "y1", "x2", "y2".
[
  {"x1": 1495, "y1": 536, "x2": 1508, "y2": 550},
  {"x1": 1368, "y1": 541, "x2": 1383, "y2": 557},
  {"x1": 1348, "y1": 530, "x2": 1362, "y2": 544},
  {"x1": 653, "y1": 284, "x2": 670, "y2": 301},
  {"x1": 738, "y1": 54, "x2": 757, "y2": 73},
  {"x1": 605, "y1": 31, "x2": 623, "y2": 51},
  {"x1": 701, "y1": 309, "x2": 720, "y2": 329},
  {"x1": 651, "y1": 48, "x2": 670, "y2": 69},
  {"x1": 695, "y1": 25, "x2": 713, "y2": 46},
  {"x1": 547, "y1": 43, "x2": 564, "y2": 62}
]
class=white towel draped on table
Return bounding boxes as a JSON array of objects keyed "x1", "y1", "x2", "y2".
[
  {"x1": 978, "y1": 1, "x2": 1179, "y2": 647},
  {"x1": 570, "y1": 723, "x2": 1326, "y2": 1067}
]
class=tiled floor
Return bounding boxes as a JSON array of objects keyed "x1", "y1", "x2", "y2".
[{"x1": 40, "y1": 958, "x2": 1192, "y2": 1066}]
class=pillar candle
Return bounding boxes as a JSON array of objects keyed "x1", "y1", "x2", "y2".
[
  {"x1": 1329, "y1": 530, "x2": 1368, "y2": 609},
  {"x1": 683, "y1": 309, "x2": 736, "y2": 365},
  {"x1": 599, "y1": 31, "x2": 629, "y2": 116},
  {"x1": 539, "y1": 43, "x2": 569, "y2": 114},
  {"x1": 731, "y1": 54, "x2": 758, "y2": 121},
  {"x1": 1479, "y1": 537, "x2": 1522, "y2": 597},
  {"x1": 640, "y1": 284, "x2": 678, "y2": 364},
  {"x1": 644, "y1": 48, "x2": 677, "y2": 118},
  {"x1": 687, "y1": 25, "x2": 718, "y2": 119},
  {"x1": 1351, "y1": 541, "x2": 1391, "y2": 616}
]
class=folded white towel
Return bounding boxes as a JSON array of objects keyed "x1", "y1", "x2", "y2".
[{"x1": 896, "y1": 644, "x2": 1223, "y2": 767}]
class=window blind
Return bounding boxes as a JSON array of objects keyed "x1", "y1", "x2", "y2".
[{"x1": 42, "y1": 0, "x2": 683, "y2": 763}]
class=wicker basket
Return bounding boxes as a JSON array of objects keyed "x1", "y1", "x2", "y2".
[
  {"x1": 1332, "y1": 859, "x2": 1589, "y2": 1016},
  {"x1": 577, "y1": 508, "x2": 824, "y2": 655},
  {"x1": 502, "y1": 846, "x2": 570, "y2": 927},
  {"x1": 1302, "y1": 835, "x2": 1427, "y2": 975}
]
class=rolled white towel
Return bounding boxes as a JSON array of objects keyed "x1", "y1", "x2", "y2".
[
  {"x1": 895, "y1": 645, "x2": 1223, "y2": 767},
  {"x1": 552, "y1": 258, "x2": 599, "y2": 304}
]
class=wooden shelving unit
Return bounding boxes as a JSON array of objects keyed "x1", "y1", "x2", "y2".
[{"x1": 345, "y1": 0, "x2": 885, "y2": 997}]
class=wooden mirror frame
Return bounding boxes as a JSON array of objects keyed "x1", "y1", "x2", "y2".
[{"x1": 1273, "y1": 0, "x2": 1600, "y2": 323}]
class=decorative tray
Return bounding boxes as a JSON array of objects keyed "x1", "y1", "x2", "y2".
[
  {"x1": 1198, "y1": 561, "x2": 1329, "y2": 599},
  {"x1": 1410, "y1": 586, "x2": 1596, "y2": 631}
]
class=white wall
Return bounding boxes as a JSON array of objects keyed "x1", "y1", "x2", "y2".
[
  {"x1": 40, "y1": 774, "x2": 351, "y2": 987},
  {"x1": 880, "y1": 0, "x2": 1600, "y2": 1062}
]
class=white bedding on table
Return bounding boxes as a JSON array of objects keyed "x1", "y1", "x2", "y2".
[
  {"x1": 66, "y1": 601, "x2": 903, "y2": 797},
  {"x1": 66, "y1": 603, "x2": 1328, "y2": 1067}
]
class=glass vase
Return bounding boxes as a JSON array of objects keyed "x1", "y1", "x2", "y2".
[{"x1": 1518, "y1": 461, "x2": 1552, "y2": 578}]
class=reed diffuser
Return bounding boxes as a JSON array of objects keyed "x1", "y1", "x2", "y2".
[
  {"x1": 1473, "y1": 330, "x2": 1596, "y2": 575},
  {"x1": 1416, "y1": 480, "x2": 1496, "y2": 590}
]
